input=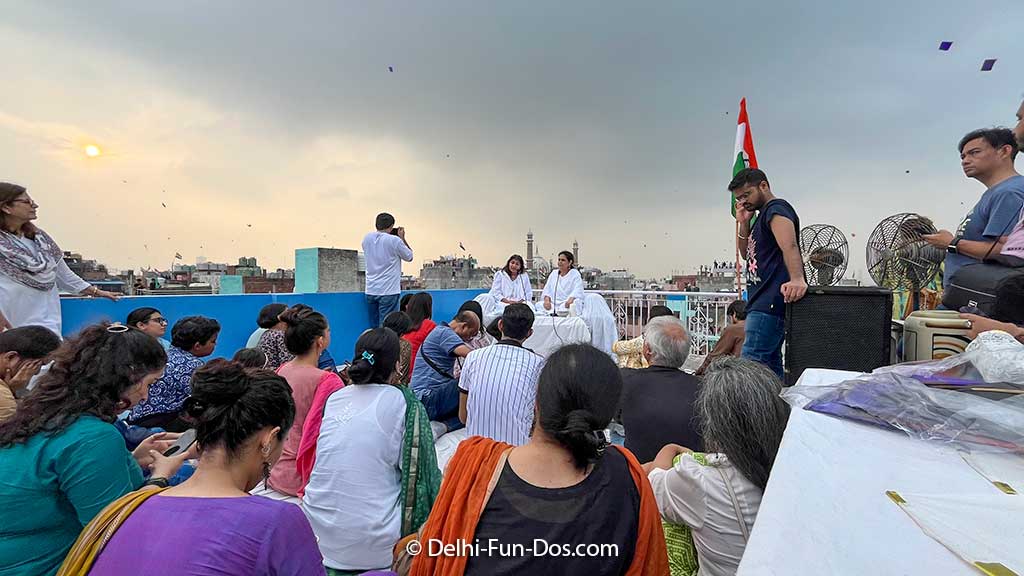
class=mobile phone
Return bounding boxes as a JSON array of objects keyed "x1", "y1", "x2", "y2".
[{"x1": 162, "y1": 429, "x2": 197, "y2": 457}]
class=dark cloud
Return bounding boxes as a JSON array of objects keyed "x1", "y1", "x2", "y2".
[{"x1": 4, "y1": 0, "x2": 1022, "y2": 275}]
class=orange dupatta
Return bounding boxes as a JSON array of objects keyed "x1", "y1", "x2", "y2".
[{"x1": 409, "y1": 436, "x2": 669, "y2": 576}]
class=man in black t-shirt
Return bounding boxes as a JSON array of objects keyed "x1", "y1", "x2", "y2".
[{"x1": 729, "y1": 168, "x2": 807, "y2": 379}]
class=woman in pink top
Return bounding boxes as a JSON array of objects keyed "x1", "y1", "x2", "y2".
[
  {"x1": 251, "y1": 304, "x2": 344, "y2": 503},
  {"x1": 402, "y1": 293, "x2": 436, "y2": 375}
]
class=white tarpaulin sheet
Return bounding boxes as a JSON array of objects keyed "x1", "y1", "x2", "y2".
[{"x1": 738, "y1": 369, "x2": 1024, "y2": 576}]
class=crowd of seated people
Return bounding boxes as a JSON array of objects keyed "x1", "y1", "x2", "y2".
[{"x1": 0, "y1": 287, "x2": 949, "y2": 576}]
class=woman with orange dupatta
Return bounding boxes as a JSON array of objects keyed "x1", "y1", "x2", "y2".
[{"x1": 409, "y1": 344, "x2": 669, "y2": 576}]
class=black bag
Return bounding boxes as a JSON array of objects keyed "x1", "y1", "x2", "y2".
[{"x1": 942, "y1": 263, "x2": 1024, "y2": 314}]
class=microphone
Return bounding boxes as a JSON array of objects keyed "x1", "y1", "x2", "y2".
[{"x1": 551, "y1": 271, "x2": 559, "y2": 317}]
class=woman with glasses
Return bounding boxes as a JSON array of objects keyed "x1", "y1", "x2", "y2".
[
  {"x1": 0, "y1": 182, "x2": 119, "y2": 335},
  {"x1": 127, "y1": 307, "x2": 171, "y2": 349}
]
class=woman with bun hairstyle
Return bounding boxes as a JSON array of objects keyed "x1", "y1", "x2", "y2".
[
  {"x1": 257, "y1": 303, "x2": 293, "y2": 370},
  {"x1": 409, "y1": 344, "x2": 668, "y2": 576},
  {"x1": 253, "y1": 304, "x2": 344, "y2": 504},
  {"x1": 81, "y1": 360, "x2": 327, "y2": 576},
  {"x1": 299, "y1": 328, "x2": 441, "y2": 575},
  {"x1": 0, "y1": 323, "x2": 189, "y2": 576}
]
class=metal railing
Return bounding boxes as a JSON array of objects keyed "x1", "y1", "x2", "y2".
[
  {"x1": 532, "y1": 288, "x2": 740, "y2": 362},
  {"x1": 590, "y1": 290, "x2": 739, "y2": 357}
]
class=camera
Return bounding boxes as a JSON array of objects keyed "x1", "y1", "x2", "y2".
[{"x1": 390, "y1": 227, "x2": 402, "y2": 236}]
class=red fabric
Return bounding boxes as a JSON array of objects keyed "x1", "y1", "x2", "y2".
[
  {"x1": 402, "y1": 319, "x2": 436, "y2": 374},
  {"x1": 292, "y1": 369, "x2": 346, "y2": 497}
]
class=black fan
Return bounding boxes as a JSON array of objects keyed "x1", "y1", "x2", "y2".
[
  {"x1": 800, "y1": 224, "x2": 849, "y2": 286},
  {"x1": 865, "y1": 213, "x2": 944, "y2": 291}
]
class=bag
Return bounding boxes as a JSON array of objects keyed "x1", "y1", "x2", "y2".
[
  {"x1": 942, "y1": 263, "x2": 1023, "y2": 315},
  {"x1": 391, "y1": 447, "x2": 511, "y2": 576},
  {"x1": 57, "y1": 486, "x2": 168, "y2": 575}
]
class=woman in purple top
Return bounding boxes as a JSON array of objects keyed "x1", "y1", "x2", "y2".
[{"x1": 89, "y1": 360, "x2": 326, "y2": 576}]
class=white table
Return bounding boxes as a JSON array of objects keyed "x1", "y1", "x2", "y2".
[
  {"x1": 522, "y1": 315, "x2": 591, "y2": 358},
  {"x1": 738, "y1": 368, "x2": 1024, "y2": 576}
]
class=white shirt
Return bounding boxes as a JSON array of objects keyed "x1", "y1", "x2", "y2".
[
  {"x1": 302, "y1": 384, "x2": 407, "y2": 571},
  {"x1": 245, "y1": 327, "x2": 267, "y2": 349},
  {"x1": 361, "y1": 231, "x2": 414, "y2": 296},
  {"x1": 541, "y1": 268, "x2": 584, "y2": 311},
  {"x1": 648, "y1": 454, "x2": 762, "y2": 576},
  {"x1": 458, "y1": 341, "x2": 544, "y2": 445},
  {"x1": 488, "y1": 270, "x2": 533, "y2": 304},
  {"x1": 0, "y1": 236, "x2": 89, "y2": 336}
]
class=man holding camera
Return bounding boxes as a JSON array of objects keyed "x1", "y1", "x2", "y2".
[{"x1": 362, "y1": 213, "x2": 413, "y2": 326}]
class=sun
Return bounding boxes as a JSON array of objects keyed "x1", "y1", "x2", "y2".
[{"x1": 84, "y1": 145, "x2": 101, "y2": 158}]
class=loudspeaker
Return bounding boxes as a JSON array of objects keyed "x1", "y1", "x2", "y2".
[{"x1": 784, "y1": 286, "x2": 893, "y2": 386}]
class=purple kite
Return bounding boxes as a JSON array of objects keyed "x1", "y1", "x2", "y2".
[
  {"x1": 981, "y1": 59, "x2": 996, "y2": 71},
  {"x1": 938, "y1": 41, "x2": 953, "y2": 51}
]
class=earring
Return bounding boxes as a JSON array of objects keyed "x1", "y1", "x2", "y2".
[
  {"x1": 115, "y1": 399, "x2": 130, "y2": 411},
  {"x1": 260, "y1": 445, "x2": 272, "y2": 486}
]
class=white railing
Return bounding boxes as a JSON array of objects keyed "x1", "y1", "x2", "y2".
[
  {"x1": 590, "y1": 290, "x2": 740, "y2": 358},
  {"x1": 532, "y1": 288, "x2": 741, "y2": 366}
]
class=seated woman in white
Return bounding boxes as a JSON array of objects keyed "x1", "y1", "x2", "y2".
[
  {"x1": 540, "y1": 250, "x2": 585, "y2": 315},
  {"x1": 488, "y1": 254, "x2": 533, "y2": 311}
]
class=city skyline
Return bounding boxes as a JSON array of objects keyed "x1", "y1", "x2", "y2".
[{"x1": 3, "y1": 2, "x2": 1021, "y2": 278}]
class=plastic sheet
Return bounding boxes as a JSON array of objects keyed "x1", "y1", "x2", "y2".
[{"x1": 782, "y1": 331, "x2": 1024, "y2": 454}]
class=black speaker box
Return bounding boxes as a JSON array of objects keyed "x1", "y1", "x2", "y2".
[{"x1": 784, "y1": 286, "x2": 893, "y2": 385}]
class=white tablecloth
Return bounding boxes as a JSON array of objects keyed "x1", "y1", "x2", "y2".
[
  {"x1": 738, "y1": 368, "x2": 1024, "y2": 575},
  {"x1": 522, "y1": 316, "x2": 591, "y2": 358},
  {"x1": 475, "y1": 293, "x2": 615, "y2": 356}
]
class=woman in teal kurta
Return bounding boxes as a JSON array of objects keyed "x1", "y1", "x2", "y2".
[{"x1": 0, "y1": 323, "x2": 187, "y2": 576}]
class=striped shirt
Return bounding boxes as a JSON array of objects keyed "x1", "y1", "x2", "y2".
[{"x1": 458, "y1": 340, "x2": 544, "y2": 446}]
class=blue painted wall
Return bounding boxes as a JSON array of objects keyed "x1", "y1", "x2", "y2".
[{"x1": 60, "y1": 289, "x2": 486, "y2": 363}]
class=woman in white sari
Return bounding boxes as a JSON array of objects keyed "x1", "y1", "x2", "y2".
[
  {"x1": 541, "y1": 251, "x2": 585, "y2": 315},
  {"x1": 488, "y1": 254, "x2": 532, "y2": 309}
]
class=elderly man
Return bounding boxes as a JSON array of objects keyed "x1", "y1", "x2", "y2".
[
  {"x1": 411, "y1": 310, "x2": 480, "y2": 431},
  {"x1": 618, "y1": 315, "x2": 702, "y2": 462}
]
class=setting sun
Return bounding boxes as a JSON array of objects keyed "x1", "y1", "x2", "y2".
[{"x1": 84, "y1": 144, "x2": 101, "y2": 157}]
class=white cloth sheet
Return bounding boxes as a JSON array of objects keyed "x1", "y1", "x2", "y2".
[
  {"x1": 476, "y1": 291, "x2": 617, "y2": 356},
  {"x1": 738, "y1": 368, "x2": 1024, "y2": 575},
  {"x1": 522, "y1": 316, "x2": 591, "y2": 358}
]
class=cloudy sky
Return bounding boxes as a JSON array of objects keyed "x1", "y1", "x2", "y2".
[{"x1": 2, "y1": 1, "x2": 1021, "y2": 279}]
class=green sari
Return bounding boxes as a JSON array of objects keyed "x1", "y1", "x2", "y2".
[
  {"x1": 397, "y1": 384, "x2": 442, "y2": 537},
  {"x1": 325, "y1": 386, "x2": 441, "y2": 576},
  {"x1": 663, "y1": 452, "x2": 708, "y2": 576}
]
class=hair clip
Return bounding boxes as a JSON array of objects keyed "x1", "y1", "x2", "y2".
[
  {"x1": 361, "y1": 351, "x2": 376, "y2": 365},
  {"x1": 106, "y1": 323, "x2": 130, "y2": 333}
]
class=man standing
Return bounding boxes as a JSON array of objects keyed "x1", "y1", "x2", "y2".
[
  {"x1": 924, "y1": 128, "x2": 1024, "y2": 284},
  {"x1": 730, "y1": 168, "x2": 806, "y2": 379},
  {"x1": 618, "y1": 316, "x2": 702, "y2": 462},
  {"x1": 458, "y1": 303, "x2": 544, "y2": 446},
  {"x1": 362, "y1": 213, "x2": 413, "y2": 327},
  {"x1": 410, "y1": 311, "x2": 479, "y2": 431}
]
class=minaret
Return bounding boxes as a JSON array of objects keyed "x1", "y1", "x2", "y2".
[
  {"x1": 573, "y1": 239, "x2": 579, "y2": 265},
  {"x1": 526, "y1": 230, "x2": 534, "y2": 271}
]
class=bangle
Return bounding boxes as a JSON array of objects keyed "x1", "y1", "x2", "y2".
[
  {"x1": 143, "y1": 476, "x2": 169, "y2": 488},
  {"x1": 737, "y1": 233, "x2": 748, "y2": 240}
]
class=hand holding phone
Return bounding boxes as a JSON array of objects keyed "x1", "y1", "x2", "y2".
[{"x1": 162, "y1": 428, "x2": 197, "y2": 457}]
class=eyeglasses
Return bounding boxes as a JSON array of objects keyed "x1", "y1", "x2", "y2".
[
  {"x1": 9, "y1": 198, "x2": 38, "y2": 208},
  {"x1": 148, "y1": 317, "x2": 169, "y2": 325}
]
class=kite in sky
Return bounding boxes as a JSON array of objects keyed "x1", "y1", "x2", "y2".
[
  {"x1": 459, "y1": 242, "x2": 466, "y2": 251},
  {"x1": 938, "y1": 41, "x2": 953, "y2": 51},
  {"x1": 388, "y1": 66, "x2": 394, "y2": 72},
  {"x1": 981, "y1": 59, "x2": 996, "y2": 71}
]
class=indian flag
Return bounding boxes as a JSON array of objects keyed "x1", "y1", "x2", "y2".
[{"x1": 731, "y1": 98, "x2": 759, "y2": 215}]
